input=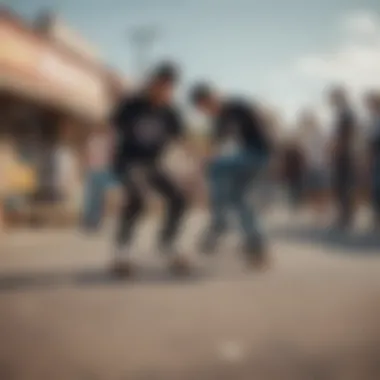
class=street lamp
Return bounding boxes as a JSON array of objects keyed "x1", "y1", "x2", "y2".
[{"x1": 129, "y1": 26, "x2": 159, "y2": 81}]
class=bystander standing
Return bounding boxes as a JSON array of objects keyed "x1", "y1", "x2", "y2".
[
  {"x1": 298, "y1": 110, "x2": 330, "y2": 222},
  {"x1": 364, "y1": 91, "x2": 380, "y2": 229},
  {"x1": 82, "y1": 124, "x2": 114, "y2": 231},
  {"x1": 329, "y1": 87, "x2": 357, "y2": 229}
]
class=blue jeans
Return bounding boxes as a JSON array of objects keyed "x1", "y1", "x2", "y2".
[
  {"x1": 206, "y1": 150, "x2": 268, "y2": 246},
  {"x1": 83, "y1": 170, "x2": 114, "y2": 229}
]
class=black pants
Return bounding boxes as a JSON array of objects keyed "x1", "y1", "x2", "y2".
[
  {"x1": 334, "y1": 160, "x2": 355, "y2": 226},
  {"x1": 288, "y1": 175, "x2": 303, "y2": 209},
  {"x1": 115, "y1": 165, "x2": 187, "y2": 250}
]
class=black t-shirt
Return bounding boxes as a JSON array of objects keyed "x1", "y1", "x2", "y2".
[
  {"x1": 111, "y1": 95, "x2": 184, "y2": 169},
  {"x1": 213, "y1": 99, "x2": 270, "y2": 155}
]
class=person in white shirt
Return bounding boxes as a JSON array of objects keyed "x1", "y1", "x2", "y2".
[
  {"x1": 82, "y1": 124, "x2": 114, "y2": 231},
  {"x1": 298, "y1": 110, "x2": 330, "y2": 220}
]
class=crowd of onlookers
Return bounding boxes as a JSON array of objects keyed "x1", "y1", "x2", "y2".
[{"x1": 279, "y1": 87, "x2": 380, "y2": 231}]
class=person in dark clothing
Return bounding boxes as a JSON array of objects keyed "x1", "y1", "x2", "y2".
[
  {"x1": 282, "y1": 138, "x2": 305, "y2": 210},
  {"x1": 365, "y1": 91, "x2": 380, "y2": 229},
  {"x1": 111, "y1": 62, "x2": 191, "y2": 275},
  {"x1": 190, "y1": 83, "x2": 271, "y2": 269},
  {"x1": 329, "y1": 87, "x2": 357, "y2": 229}
]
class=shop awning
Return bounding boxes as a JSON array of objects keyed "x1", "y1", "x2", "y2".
[{"x1": 0, "y1": 14, "x2": 112, "y2": 123}]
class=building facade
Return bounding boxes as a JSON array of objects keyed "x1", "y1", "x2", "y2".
[{"x1": 0, "y1": 8, "x2": 126, "y2": 228}]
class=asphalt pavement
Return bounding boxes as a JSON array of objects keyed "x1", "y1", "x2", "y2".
[{"x1": 1, "y1": 210, "x2": 380, "y2": 380}]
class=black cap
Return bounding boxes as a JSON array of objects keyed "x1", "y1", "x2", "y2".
[
  {"x1": 190, "y1": 82, "x2": 213, "y2": 105},
  {"x1": 151, "y1": 61, "x2": 179, "y2": 84}
]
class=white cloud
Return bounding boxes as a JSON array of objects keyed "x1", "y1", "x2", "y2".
[
  {"x1": 297, "y1": 45, "x2": 380, "y2": 90},
  {"x1": 341, "y1": 10, "x2": 380, "y2": 36},
  {"x1": 296, "y1": 10, "x2": 380, "y2": 94},
  {"x1": 261, "y1": 10, "x2": 380, "y2": 125}
]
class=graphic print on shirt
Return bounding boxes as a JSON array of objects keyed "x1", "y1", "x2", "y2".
[{"x1": 133, "y1": 116, "x2": 166, "y2": 147}]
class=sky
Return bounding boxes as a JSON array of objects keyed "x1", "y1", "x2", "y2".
[{"x1": 4, "y1": 0, "x2": 380, "y2": 125}]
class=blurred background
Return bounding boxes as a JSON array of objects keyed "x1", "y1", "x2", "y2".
[{"x1": 1, "y1": 1, "x2": 380, "y2": 379}]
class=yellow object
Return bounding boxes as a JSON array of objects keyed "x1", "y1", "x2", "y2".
[{"x1": 0, "y1": 161, "x2": 36, "y2": 195}]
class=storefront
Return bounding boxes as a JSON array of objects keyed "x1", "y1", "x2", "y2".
[{"x1": 0, "y1": 9, "x2": 122, "y2": 228}]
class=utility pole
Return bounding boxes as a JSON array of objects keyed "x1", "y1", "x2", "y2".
[{"x1": 129, "y1": 26, "x2": 158, "y2": 81}]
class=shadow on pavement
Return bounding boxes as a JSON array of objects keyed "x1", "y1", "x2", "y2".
[
  {"x1": 271, "y1": 225, "x2": 380, "y2": 255},
  {"x1": 0, "y1": 266, "x2": 207, "y2": 293}
]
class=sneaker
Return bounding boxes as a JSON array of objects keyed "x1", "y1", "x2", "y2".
[
  {"x1": 110, "y1": 248, "x2": 134, "y2": 278},
  {"x1": 243, "y1": 239, "x2": 270, "y2": 271},
  {"x1": 168, "y1": 252, "x2": 192, "y2": 276},
  {"x1": 158, "y1": 243, "x2": 193, "y2": 275}
]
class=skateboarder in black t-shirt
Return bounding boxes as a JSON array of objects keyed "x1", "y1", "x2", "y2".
[
  {"x1": 110, "y1": 62, "x2": 191, "y2": 275},
  {"x1": 190, "y1": 83, "x2": 271, "y2": 269}
]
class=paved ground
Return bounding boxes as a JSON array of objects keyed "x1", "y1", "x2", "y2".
[{"x1": 1, "y1": 210, "x2": 380, "y2": 380}]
